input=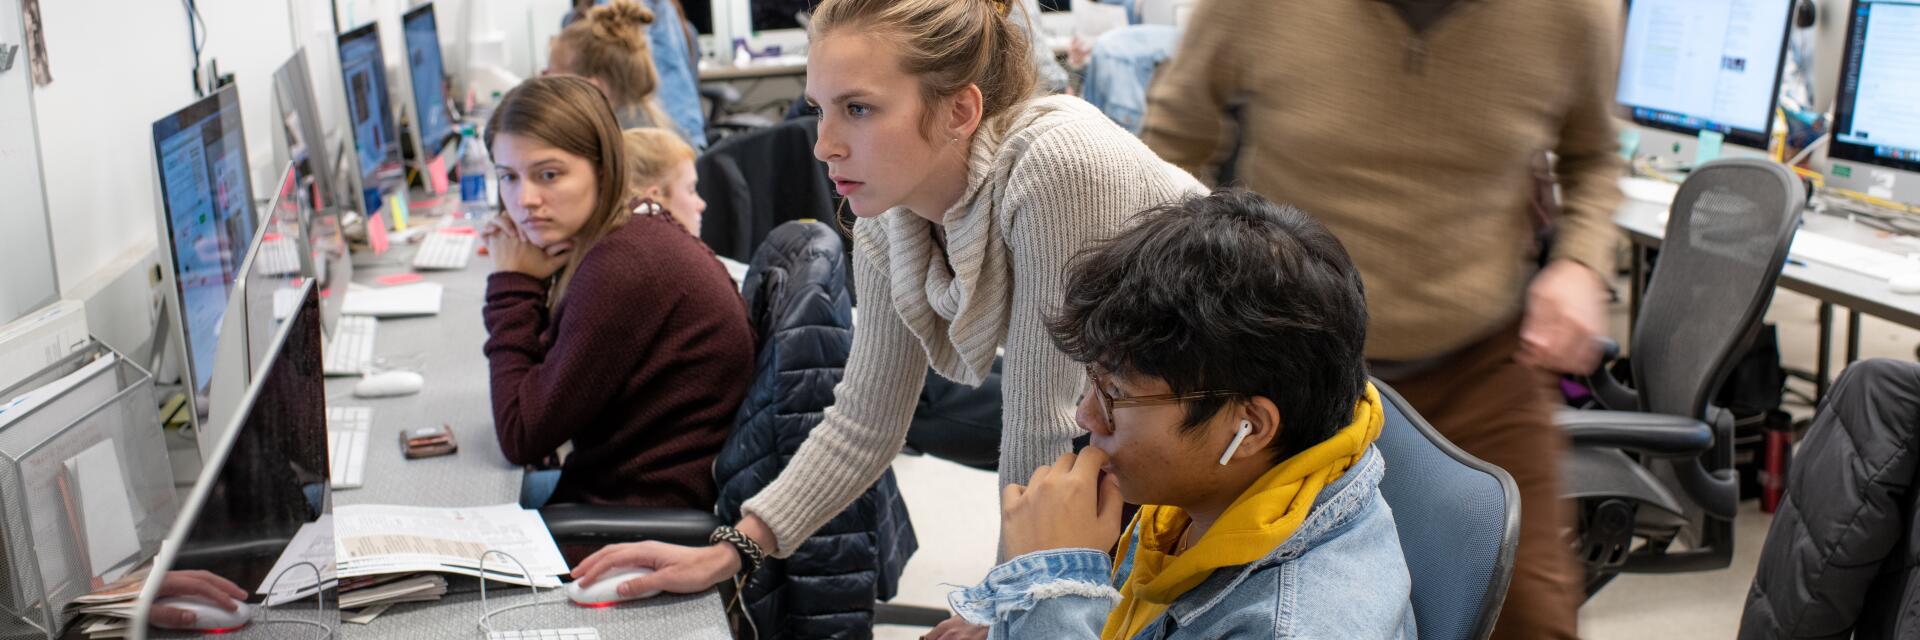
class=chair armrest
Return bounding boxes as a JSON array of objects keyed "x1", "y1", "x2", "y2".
[
  {"x1": 538, "y1": 504, "x2": 723, "y2": 548},
  {"x1": 1554, "y1": 409, "x2": 1713, "y2": 457},
  {"x1": 1583, "y1": 337, "x2": 1640, "y2": 411}
]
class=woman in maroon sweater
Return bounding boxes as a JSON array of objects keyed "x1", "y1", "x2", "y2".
[{"x1": 480, "y1": 76, "x2": 754, "y2": 510}]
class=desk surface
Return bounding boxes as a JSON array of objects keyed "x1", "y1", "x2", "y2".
[
  {"x1": 1613, "y1": 195, "x2": 1920, "y2": 330},
  {"x1": 327, "y1": 215, "x2": 730, "y2": 639}
]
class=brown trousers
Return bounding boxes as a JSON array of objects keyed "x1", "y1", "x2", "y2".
[{"x1": 1380, "y1": 325, "x2": 1582, "y2": 640}]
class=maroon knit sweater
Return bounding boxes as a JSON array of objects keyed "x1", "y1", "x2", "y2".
[{"x1": 482, "y1": 213, "x2": 754, "y2": 509}]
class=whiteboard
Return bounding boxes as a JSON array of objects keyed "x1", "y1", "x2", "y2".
[{"x1": 0, "y1": 0, "x2": 58, "y2": 326}]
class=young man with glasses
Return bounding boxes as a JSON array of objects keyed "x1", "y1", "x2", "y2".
[{"x1": 947, "y1": 190, "x2": 1415, "y2": 639}]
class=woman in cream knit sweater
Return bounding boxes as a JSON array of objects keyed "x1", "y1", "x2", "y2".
[{"x1": 572, "y1": 0, "x2": 1204, "y2": 601}]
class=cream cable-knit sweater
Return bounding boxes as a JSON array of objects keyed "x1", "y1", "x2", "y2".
[{"x1": 742, "y1": 95, "x2": 1204, "y2": 557}]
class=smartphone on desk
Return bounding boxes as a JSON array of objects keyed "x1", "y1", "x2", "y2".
[{"x1": 402, "y1": 424, "x2": 458, "y2": 459}]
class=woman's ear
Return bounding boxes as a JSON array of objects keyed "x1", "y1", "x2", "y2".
[
  {"x1": 644, "y1": 184, "x2": 666, "y2": 201},
  {"x1": 944, "y1": 84, "x2": 985, "y2": 143}
]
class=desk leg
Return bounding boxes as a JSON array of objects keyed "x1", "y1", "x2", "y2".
[
  {"x1": 1846, "y1": 310, "x2": 1861, "y2": 365},
  {"x1": 1816, "y1": 302, "x2": 1833, "y2": 402}
]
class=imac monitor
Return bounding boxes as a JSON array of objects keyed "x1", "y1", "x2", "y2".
[
  {"x1": 338, "y1": 22, "x2": 402, "y2": 218},
  {"x1": 131, "y1": 282, "x2": 335, "y2": 640},
  {"x1": 1615, "y1": 0, "x2": 1797, "y2": 164},
  {"x1": 403, "y1": 4, "x2": 456, "y2": 159},
  {"x1": 1826, "y1": 0, "x2": 1920, "y2": 205},
  {"x1": 748, "y1": 0, "x2": 810, "y2": 32},
  {"x1": 151, "y1": 85, "x2": 259, "y2": 418},
  {"x1": 270, "y1": 50, "x2": 347, "y2": 218}
]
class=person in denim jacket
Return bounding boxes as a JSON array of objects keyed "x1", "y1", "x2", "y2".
[{"x1": 950, "y1": 190, "x2": 1417, "y2": 639}]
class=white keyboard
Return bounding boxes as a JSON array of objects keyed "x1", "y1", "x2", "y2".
[
  {"x1": 323, "y1": 315, "x2": 378, "y2": 376},
  {"x1": 258, "y1": 237, "x2": 302, "y2": 276},
  {"x1": 413, "y1": 231, "x2": 477, "y2": 270},
  {"x1": 327, "y1": 406, "x2": 372, "y2": 489},
  {"x1": 1789, "y1": 231, "x2": 1920, "y2": 281},
  {"x1": 487, "y1": 629, "x2": 601, "y2": 640}
]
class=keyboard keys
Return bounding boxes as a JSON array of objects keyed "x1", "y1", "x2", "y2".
[{"x1": 327, "y1": 406, "x2": 372, "y2": 489}]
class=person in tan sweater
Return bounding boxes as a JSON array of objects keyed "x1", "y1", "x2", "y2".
[{"x1": 1141, "y1": 0, "x2": 1626, "y2": 637}]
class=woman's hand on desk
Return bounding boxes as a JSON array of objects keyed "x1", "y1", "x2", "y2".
[
  {"x1": 572, "y1": 541, "x2": 741, "y2": 597},
  {"x1": 484, "y1": 215, "x2": 573, "y2": 279}
]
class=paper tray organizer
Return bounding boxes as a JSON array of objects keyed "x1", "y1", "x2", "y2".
[{"x1": 0, "y1": 340, "x2": 176, "y2": 639}]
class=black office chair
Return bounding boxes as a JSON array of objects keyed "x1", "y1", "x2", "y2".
[{"x1": 1560, "y1": 158, "x2": 1806, "y2": 597}]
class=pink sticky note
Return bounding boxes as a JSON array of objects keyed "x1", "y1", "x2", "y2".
[
  {"x1": 262, "y1": 232, "x2": 283, "y2": 242},
  {"x1": 439, "y1": 226, "x2": 478, "y2": 236},
  {"x1": 369, "y1": 212, "x2": 391, "y2": 255},
  {"x1": 377, "y1": 273, "x2": 425, "y2": 286},
  {"x1": 427, "y1": 157, "x2": 450, "y2": 195}
]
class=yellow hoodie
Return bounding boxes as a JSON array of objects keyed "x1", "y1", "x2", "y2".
[{"x1": 1100, "y1": 383, "x2": 1385, "y2": 640}]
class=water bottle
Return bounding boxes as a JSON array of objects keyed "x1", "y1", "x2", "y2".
[{"x1": 457, "y1": 124, "x2": 493, "y2": 220}]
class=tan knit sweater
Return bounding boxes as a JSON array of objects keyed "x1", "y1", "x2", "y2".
[
  {"x1": 1142, "y1": 0, "x2": 1625, "y2": 361},
  {"x1": 742, "y1": 95, "x2": 1204, "y2": 557}
]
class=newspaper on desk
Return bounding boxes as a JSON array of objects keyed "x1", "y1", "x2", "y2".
[
  {"x1": 335, "y1": 503, "x2": 569, "y2": 588},
  {"x1": 255, "y1": 516, "x2": 340, "y2": 606}
]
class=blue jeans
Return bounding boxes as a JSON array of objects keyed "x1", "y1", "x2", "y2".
[{"x1": 520, "y1": 469, "x2": 562, "y2": 509}]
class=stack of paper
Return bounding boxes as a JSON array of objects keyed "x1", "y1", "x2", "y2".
[
  {"x1": 64, "y1": 567, "x2": 148, "y2": 639},
  {"x1": 335, "y1": 503, "x2": 570, "y2": 588},
  {"x1": 338, "y1": 573, "x2": 448, "y2": 622}
]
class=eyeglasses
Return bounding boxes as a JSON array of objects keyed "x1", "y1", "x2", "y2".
[{"x1": 1084, "y1": 365, "x2": 1238, "y2": 426}]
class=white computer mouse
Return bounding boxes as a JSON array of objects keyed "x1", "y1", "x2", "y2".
[
  {"x1": 150, "y1": 595, "x2": 255, "y2": 631},
  {"x1": 566, "y1": 567, "x2": 659, "y2": 606},
  {"x1": 1892, "y1": 273, "x2": 1920, "y2": 295},
  {"x1": 353, "y1": 370, "x2": 425, "y2": 398}
]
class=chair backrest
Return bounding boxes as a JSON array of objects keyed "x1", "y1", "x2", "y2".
[
  {"x1": 1373, "y1": 380, "x2": 1519, "y2": 640},
  {"x1": 1632, "y1": 158, "x2": 1806, "y2": 418}
]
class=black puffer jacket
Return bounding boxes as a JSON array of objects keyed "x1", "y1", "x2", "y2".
[
  {"x1": 713, "y1": 221, "x2": 917, "y2": 639},
  {"x1": 1742, "y1": 358, "x2": 1920, "y2": 639}
]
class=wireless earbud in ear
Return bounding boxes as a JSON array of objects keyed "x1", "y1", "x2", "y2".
[{"x1": 1219, "y1": 420, "x2": 1253, "y2": 466}]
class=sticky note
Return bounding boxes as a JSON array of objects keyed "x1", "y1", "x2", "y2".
[
  {"x1": 369, "y1": 212, "x2": 391, "y2": 255},
  {"x1": 1694, "y1": 130, "x2": 1726, "y2": 167},
  {"x1": 377, "y1": 273, "x2": 424, "y2": 286},
  {"x1": 439, "y1": 226, "x2": 478, "y2": 236},
  {"x1": 427, "y1": 157, "x2": 450, "y2": 195},
  {"x1": 388, "y1": 193, "x2": 411, "y2": 231},
  {"x1": 1617, "y1": 128, "x2": 1640, "y2": 162}
]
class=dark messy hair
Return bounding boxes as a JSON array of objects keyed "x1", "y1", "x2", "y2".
[{"x1": 1046, "y1": 189, "x2": 1370, "y2": 462}]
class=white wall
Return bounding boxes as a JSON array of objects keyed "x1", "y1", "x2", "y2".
[
  {"x1": 23, "y1": 0, "x2": 560, "y2": 354},
  {"x1": 34, "y1": 0, "x2": 293, "y2": 295}
]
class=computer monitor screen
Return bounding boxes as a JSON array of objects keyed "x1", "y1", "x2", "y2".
[
  {"x1": 134, "y1": 282, "x2": 334, "y2": 638},
  {"x1": 338, "y1": 22, "x2": 401, "y2": 216},
  {"x1": 404, "y1": 4, "x2": 455, "y2": 154},
  {"x1": 1829, "y1": 0, "x2": 1920, "y2": 174},
  {"x1": 151, "y1": 85, "x2": 258, "y2": 397},
  {"x1": 748, "y1": 0, "x2": 810, "y2": 32},
  {"x1": 271, "y1": 50, "x2": 345, "y2": 218},
  {"x1": 1615, "y1": 0, "x2": 1797, "y2": 150}
]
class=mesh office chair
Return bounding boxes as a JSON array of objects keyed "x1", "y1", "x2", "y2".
[
  {"x1": 1560, "y1": 158, "x2": 1806, "y2": 596},
  {"x1": 1375, "y1": 380, "x2": 1519, "y2": 640}
]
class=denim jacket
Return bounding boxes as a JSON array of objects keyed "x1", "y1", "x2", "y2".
[
  {"x1": 643, "y1": 0, "x2": 709, "y2": 149},
  {"x1": 1079, "y1": 25, "x2": 1181, "y2": 135},
  {"x1": 568, "y1": 0, "x2": 709, "y2": 149},
  {"x1": 951, "y1": 448, "x2": 1417, "y2": 639}
]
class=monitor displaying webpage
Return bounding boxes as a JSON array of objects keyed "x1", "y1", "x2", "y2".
[
  {"x1": 1616, "y1": 0, "x2": 1794, "y2": 138},
  {"x1": 1834, "y1": 0, "x2": 1920, "y2": 163}
]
